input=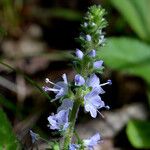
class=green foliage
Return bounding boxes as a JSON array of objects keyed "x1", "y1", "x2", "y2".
[
  {"x1": 0, "y1": 94, "x2": 19, "y2": 113},
  {"x1": 0, "y1": 26, "x2": 7, "y2": 37},
  {"x1": 0, "y1": 108, "x2": 20, "y2": 149},
  {"x1": 126, "y1": 120, "x2": 150, "y2": 149},
  {"x1": 48, "y1": 8, "x2": 82, "y2": 21},
  {"x1": 32, "y1": 8, "x2": 82, "y2": 22},
  {"x1": 110, "y1": 0, "x2": 150, "y2": 42},
  {"x1": 0, "y1": 0, "x2": 20, "y2": 27},
  {"x1": 48, "y1": 141, "x2": 60, "y2": 150},
  {"x1": 98, "y1": 37, "x2": 150, "y2": 84}
]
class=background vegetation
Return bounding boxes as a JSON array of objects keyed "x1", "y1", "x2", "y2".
[{"x1": 0, "y1": 0, "x2": 149, "y2": 149}]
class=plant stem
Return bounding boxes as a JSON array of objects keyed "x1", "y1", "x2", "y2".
[{"x1": 63, "y1": 100, "x2": 80, "y2": 150}]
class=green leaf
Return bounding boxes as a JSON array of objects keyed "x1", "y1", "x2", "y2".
[
  {"x1": 0, "y1": 108, "x2": 20, "y2": 149},
  {"x1": 49, "y1": 8, "x2": 82, "y2": 21},
  {"x1": 110, "y1": 0, "x2": 150, "y2": 41},
  {"x1": 32, "y1": 8, "x2": 82, "y2": 22},
  {"x1": 98, "y1": 37, "x2": 150, "y2": 84},
  {"x1": 126, "y1": 120, "x2": 150, "y2": 149}
]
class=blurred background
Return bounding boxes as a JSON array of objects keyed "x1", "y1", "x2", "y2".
[{"x1": 0, "y1": 0, "x2": 150, "y2": 149}]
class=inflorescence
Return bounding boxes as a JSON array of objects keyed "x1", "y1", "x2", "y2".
[{"x1": 31, "y1": 5, "x2": 111, "y2": 150}]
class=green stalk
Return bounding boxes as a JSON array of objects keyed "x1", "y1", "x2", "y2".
[{"x1": 63, "y1": 100, "x2": 81, "y2": 150}]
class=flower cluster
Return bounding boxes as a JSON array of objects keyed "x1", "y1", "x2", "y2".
[
  {"x1": 77, "y1": 5, "x2": 107, "y2": 51},
  {"x1": 69, "y1": 133, "x2": 101, "y2": 150},
  {"x1": 42, "y1": 5, "x2": 111, "y2": 150}
]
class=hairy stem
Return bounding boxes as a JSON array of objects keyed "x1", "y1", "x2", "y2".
[{"x1": 63, "y1": 100, "x2": 80, "y2": 150}]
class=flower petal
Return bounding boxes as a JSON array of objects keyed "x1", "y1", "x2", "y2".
[
  {"x1": 86, "y1": 34, "x2": 92, "y2": 41},
  {"x1": 86, "y1": 74, "x2": 100, "y2": 88},
  {"x1": 75, "y1": 49, "x2": 84, "y2": 59},
  {"x1": 93, "y1": 60, "x2": 103, "y2": 69},
  {"x1": 62, "y1": 74, "x2": 68, "y2": 84},
  {"x1": 47, "y1": 110, "x2": 69, "y2": 131},
  {"x1": 83, "y1": 133, "x2": 100, "y2": 148},
  {"x1": 84, "y1": 103, "x2": 97, "y2": 118},
  {"x1": 89, "y1": 50, "x2": 96, "y2": 57},
  {"x1": 57, "y1": 99, "x2": 73, "y2": 112}
]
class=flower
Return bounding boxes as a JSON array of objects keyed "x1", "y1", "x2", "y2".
[
  {"x1": 93, "y1": 60, "x2": 103, "y2": 69},
  {"x1": 84, "y1": 74, "x2": 111, "y2": 118},
  {"x1": 86, "y1": 34, "x2": 92, "y2": 41},
  {"x1": 69, "y1": 144, "x2": 79, "y2": 150},
  {"x1": 57, "y1": 99, "x2": 73, "y2": 112},
  {"x1": 74, "y1": 73, "x2": 106, "y2": 94},
  {"x1": 47, "y1": 109, "x2": 69, "y2": 131},
  {"x1": 75, "y1": 74, "x2": 85, "y2": 86},
  {"x1": 73, "y1": 74, "x2": 110, "y2": 118},
  {"x1": 43, "y1": 74, "x2": 68, "y2": 101},
  {"x1": 84, "y1": 88, "x2": 105, "y2": 118},
  {"x1": 88, "y1": 50, "x2": 96, "y2": 57},
  {"x1": 83, "y1": 133, "x2": 101, "y2": 150},
  {"x1": 75, "y1": 49, "x2": 84, "y2": 59},
  {"x1": 86, "y1": 74, "x2": 105, "y2": 94},
  {"x1": 29, "y1": 130, "x2": 39, "y2": 144}
]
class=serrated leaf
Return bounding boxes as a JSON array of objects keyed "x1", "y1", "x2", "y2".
[
  {"x1": 0, "y1": 108, "x2": 20, "y2": 149},
  {"x1": 126, "y1": 120, "x2": 150, "y2": 149},
  {"x1": 98, "y1": 37, "x2": 150, "y2": 84},
  {"x1": 110, "y1": 0, "x2": 150, "y2": 41}
]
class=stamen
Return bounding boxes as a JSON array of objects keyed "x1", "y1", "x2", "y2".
[
  {"x1": 107, "y1": 79, "x2": 112, "y2": 85},
  {"x1": 45, "y1": 78, "x2": 62, "y2": 88},
  {"x1": 62, "y1": 74, "x2": 68, "y2": 84},
  {"x1": 97, "y1": 109, "x2": 104, "y2": 118},
  {"x1": 100, "y1": 80, "x2": 112, "y2": 87},
  {"x1": 105, "y1": 105, "x2": 110, "y2": 110},
  {"x1": 43, "y1": 86, "x2": 60, "y2": 92}
]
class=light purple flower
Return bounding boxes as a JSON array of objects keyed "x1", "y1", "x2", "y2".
[
  {"x1": 43, "y1": 74, "x2": 68, "y2": 101},
  {"x1": 83, "y1": 133, "x2": 101, "y2": 150},
  {"x1": 89, "y1": 50, "x2": 96, "y2": 57},
  {"x1": 93, "y1": 60, "x2": 103, "y2": 69},
  {"x1": 86, "y1": 34, "x2": 92, "y2": 42},
  {"x1": 75, "y1": 49, "x2": 84, "y2": 59},
  {"x1": 75, "y1": 74, "x2": 85, "y2": 86},
  {"x1": 47, "y1": 109, "x2": 69, "y2": 131},
  {"x1": 69, "y1": 144, "x2": 79, "y2": 150},
  {"x1": 30, "y1": 130, "x2": 38, "y2": 143},
  {"x1": 57, "y1": 99, "x2": 73, "y2": 113},
  {"x1": 84, "y1": 74, "x2": 111, "y2": 118},
  {"x1": 86, "y1": 74, "x2": 105, "y2": 94},
  {"x1": 84, "y1": 88, "x2": 105, "y2": 118}
]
